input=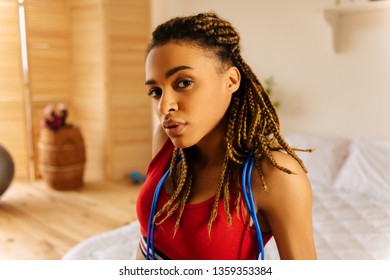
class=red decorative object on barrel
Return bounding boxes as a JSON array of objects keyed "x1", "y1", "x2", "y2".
[{"x1": 38, "y1": 103, "x2": 86, "y2": 190}]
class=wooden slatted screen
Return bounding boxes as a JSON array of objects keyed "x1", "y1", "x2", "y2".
[
  {"x1": 0, "y1": 0, "x2": 151, "y2": 181},
  {"x1": 24, "y1": 0, "x2": 72, "y2": 178},
  {"x1": 69, "y1": 0, "x2": 106, "y2": 180},
  {"x1": 105, "y1": 0, "x2": 152, "y2": 179},
  {"x1": 0, "y1": 0, "x2": 30, "y2": 179}
]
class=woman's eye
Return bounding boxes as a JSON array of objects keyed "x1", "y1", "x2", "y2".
[
  {"x1": 176, "y1": 79, "x2": 193, "y2": 88},
  {"x1": 148, "y1": 88, "x2": 162, "y2": 98}
]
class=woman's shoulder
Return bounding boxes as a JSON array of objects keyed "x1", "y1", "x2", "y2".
[
  {"x1": 253, "y1": 151, "x2": 312, "y2": 211},
  {"x1": 262, "y1": 150, "x2": 307, "y2": 176},
  {"x1": 251, "y1": 151, "x2": 316, "y2": 259},
  {"x1": 152, "y1": 125, "x2": 169, "y2": 157},
  {"x1": 147, "y1": 135, "x2": 174, "y2": 175}
]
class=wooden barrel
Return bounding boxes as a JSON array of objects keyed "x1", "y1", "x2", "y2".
[{"x1": 38, "y1": 126, "x2": 86, "y2": 190}]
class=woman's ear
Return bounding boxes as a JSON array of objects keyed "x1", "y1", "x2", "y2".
[{"x1": 226, "y1": 66, "x2": 241, "y2": 95}]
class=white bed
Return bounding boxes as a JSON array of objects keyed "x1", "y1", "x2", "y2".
[{"x1": 62, "y1": 133, "x2": 390, "y2": 260}]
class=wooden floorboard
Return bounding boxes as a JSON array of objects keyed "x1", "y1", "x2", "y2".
[{"x1": 0, "y1": 179, "x2": 141, "y2": 260}]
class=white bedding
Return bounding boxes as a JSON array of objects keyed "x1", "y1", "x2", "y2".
[
  {"x1": 62, "y1": 133, "x2": 390, "y2": 260},
  {"x1": 266, "y1": 186, "x2": 390, "y2": 260}
]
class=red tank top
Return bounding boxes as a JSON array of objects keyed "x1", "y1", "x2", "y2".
[{"x1": 136, "y1": 139, "x2": 272, "y2": 260}]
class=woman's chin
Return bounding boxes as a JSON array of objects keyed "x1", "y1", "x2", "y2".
[{"x1": 169, "y1": 137, "x2": 196, "y2": 149}]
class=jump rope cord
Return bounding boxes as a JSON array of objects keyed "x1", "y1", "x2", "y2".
[
  {"x1": 241, "y1": 151, "x2": 265, "y2": 260},
  {"x1": 146, "y1": 168, "x2": 170, "y2": 260},
  {"x1": 146, "y1": 152, "x2": 264, "y2": 260}
]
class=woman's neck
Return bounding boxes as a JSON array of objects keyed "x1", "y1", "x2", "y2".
[{"x1": 190, "y1": 116, "x2": 228, "y2": 167}]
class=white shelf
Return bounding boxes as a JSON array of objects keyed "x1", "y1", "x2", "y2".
[
  {"x1": 324, "y1": 1, "x2": 390, "y2": 52},
  {"x1": 326, "y1": 1, "x2": 390, "y2": 15}
]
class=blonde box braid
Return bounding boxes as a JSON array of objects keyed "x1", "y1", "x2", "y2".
[{"x1": 148, "y1": 13, "x2": 308, "y2": 234}]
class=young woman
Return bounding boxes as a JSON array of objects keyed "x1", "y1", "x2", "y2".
[{"x1": 136, "y1": 13, "x2": 316, "y2": 260}]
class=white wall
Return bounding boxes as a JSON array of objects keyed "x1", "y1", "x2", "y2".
[{"x1": 151, "y1": 0, "x2": 390, "y2": 140}]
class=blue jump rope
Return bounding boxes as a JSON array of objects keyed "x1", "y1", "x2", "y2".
[{"x1": 146, "y1": 151, "x2": 265, "y2": 260}]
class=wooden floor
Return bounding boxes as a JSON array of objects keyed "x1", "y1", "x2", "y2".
[{"x1": 0, "y1": 179, "x2": 141, "y2": 260}]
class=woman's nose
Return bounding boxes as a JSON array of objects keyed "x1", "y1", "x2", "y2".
[{"x1": 157, "y1": 90, "x2": 178, "y2": 115}]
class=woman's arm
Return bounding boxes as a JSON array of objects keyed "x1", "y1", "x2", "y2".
[
  {"x1": 152, "y1": 125, "x2": 168, "y2": 157},
  {"x1": 255, "y1": 151, "x2": 317, "y2": 260},
  {"x1": 135, "y1": 246, "x2": 146, "y2": 260},
  {"x1": 135, "y1": 126, "x2": 167, "y2": 260}
]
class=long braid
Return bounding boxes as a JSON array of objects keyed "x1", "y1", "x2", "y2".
[
  {"x1": 153, "y1": 148, "x2": 192, "y2": 228},
  {"x1": 148, "y1": 13, "x2": 309, "y2": 233}
]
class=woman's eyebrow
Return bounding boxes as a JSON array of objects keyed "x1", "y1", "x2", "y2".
[
  {"x1": 165, "y1": 65, "x2": 193, "y2": 79},
  {"x1": 145, "y1": 65, "x2": 193, "y2": 85}
]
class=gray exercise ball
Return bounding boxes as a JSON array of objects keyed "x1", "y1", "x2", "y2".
[{"x1": 0, "y1": 144, "x2": 15, "y2": 197}]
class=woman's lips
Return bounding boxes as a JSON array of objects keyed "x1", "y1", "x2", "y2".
[{"x1": 163, "y1": 120, "x2": 186, "y2": 137}]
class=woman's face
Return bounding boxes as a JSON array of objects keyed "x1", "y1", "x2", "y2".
[{"x1": 145, "y1": 42, "x2": 240, "y2": 148}]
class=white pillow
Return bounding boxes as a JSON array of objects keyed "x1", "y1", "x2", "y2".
[
  {"x1": 284, "y1": 132, "x2": 350, "y2": 188},
  {"x1": 333, "y1": 138, "x2": 390, "y2": 204}
]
